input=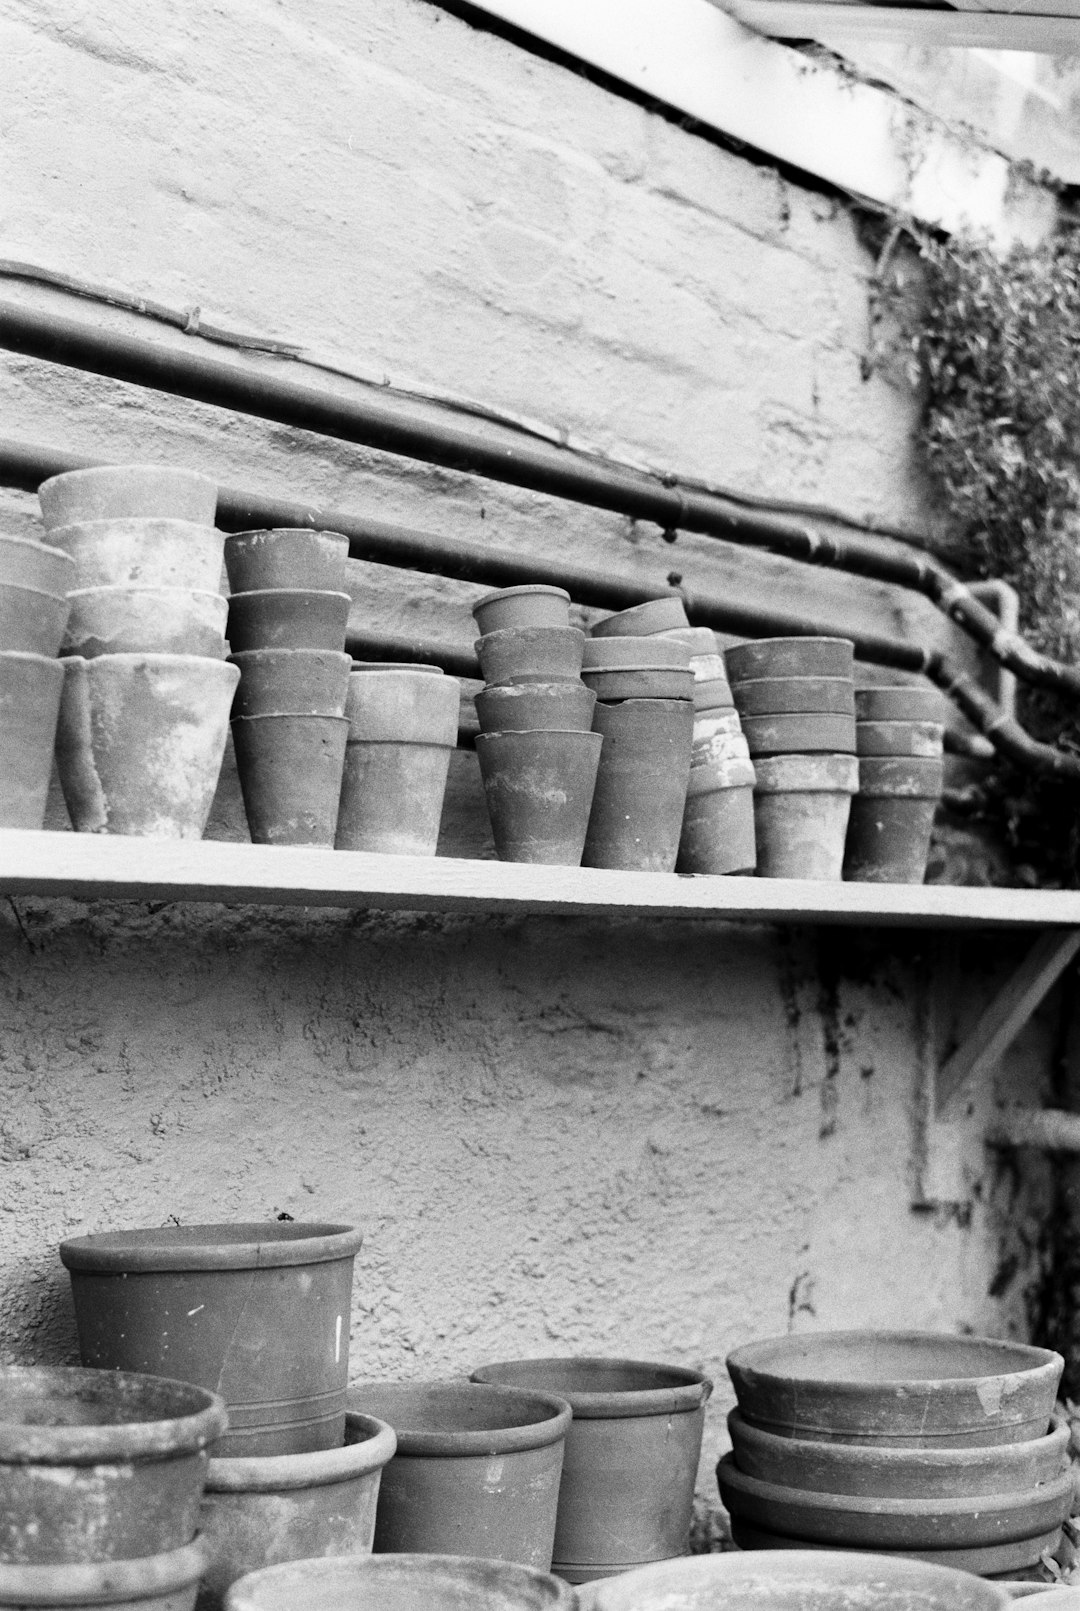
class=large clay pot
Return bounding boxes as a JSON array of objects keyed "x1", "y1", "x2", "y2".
[
  {"x1": 725, "y1": 1516, "x2": 1062, "y2": 1574},
  {"x1": 475, "y1": 729, "x2": 602, "y2": 865},
  {"x1": 0, "y1": 652, "x2": 64, "y2": 828},
  {"x1": 195, "y1": 1414, "x2": 397, "y2": 1611},
  {"x1": 0, "y1": 1366, "x2": 226, "y2": 1565},
  {"x1": 583, "y1": 698, "x2": 694, "y2": 873},
  {"x1": 232, "y1": 714, "x2": 349, "y2": 846},
  {"x1": 582, "y1": 638, "x2": 691, "y2": 671},
  {"x1": 475, "y1": 682, "x2": 596, "y2": 735},
  {"x1": 229, "y1": 651, "x2": 353, "y2": 719},
  {"x1": 471, "y1": 1358, "x2": 712, "y2": 1585},
  {"x1": 55, "y1": 655, "x2": 238, "y2": 839},
  {"x1": 336, "y1": 669, "x2": 460, "y2": 856},
  {"x1": 726, "y1": 637, "x2": 854, "y2": 682},
  {"x1": 39, "y1": 467, "x2": 217, "y2": 531},
  {"x1": 0, "y1": 582, "x2": 70, "y2": 657},
  {"x1": 732, "y1": 677, "x2": 856, "y2": 717},
  {"x1": 752, "y1": 754, "x2": 859, "y2": 880},
  {"x1": 224, "y1": 530, "x2": 350, "y2": 594},
  {"x1": 227, "y1": 591, "x2": 351, "y2": 654},
  {"x1": 63, "y1": 588, "x2": 228, "y2": 659},
  {"x1": 0, "y1": 534, "x2": 74, "y2": 595},
  {"x1": 347, "y1": 1382, "x2": 571, "y2": 1569},
  {"x1": 475, "y1": 629, "x2": 585, "y2": 687},
  {"x1": 224, "y1": 1552, "x2": 576, "y2": 1611},
  {"x1": 0, "y1": 1538, "x2": 210, "y2": 1611},
  {"x1": 49, "y1": 519, "x2": 225, "y2": 593},
  {"x1": 677, "y1": 758, "x2": 757, "y2": 875},
  {"x1": 590, "y1": 598, "x2": 689, "y2": 638},
  {"x1": 472, "y1": 586, "x2": 571, "y2": 635},
  {"x1": 741, "y1": 713, "x2": 856, "y2": 756},
  {"x1": 59, "y1": 1222, "x2": 364, "y2": 1458}
]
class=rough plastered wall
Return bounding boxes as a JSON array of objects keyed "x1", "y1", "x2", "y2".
[{"x1": 0, "y1": 0, "x2": 1061, "y2": 1525}]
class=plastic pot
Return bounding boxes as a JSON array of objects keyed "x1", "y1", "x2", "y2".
[
  {"x1": 582, "y1": 638, "x2": 692, "y2": 671},
  {"x1": 844, "y1": 796, "x2": 939, "y2": 885},
  {"x1": 726, "y1": 637, "x2": 854, "y2": 682},
  {"x1": 335, "y1": 669, "x2": 459, "y2": 856},
  {"x1": 752, "y1": 754, "x2": 858, "y2": 881},
  {"x1": 0, "y1": 1537, "x2": 210, "y2": 1611},
  {"x1": 0, "y1": 652, "x2": 64, "y2": 829},
  {"x1": 727, "y1": 1518, "x2": 1061, "y2": 1574},
  {"x1": 583, "y1": 698, "x2": 694, "y2": 873},
  {"x1": 63, "y1": 588, "x2": 228, "y2": 660},
  {"x1": 0, "y1": 582, "x2": 70, "y2": 657},
  {"x1": 472, "y1": 586, "x2": 571, "y2": 635},
  {"x1": 0, "y1": 534, "x2": 74, "y2": 595},
  {"x1": 476, "y1": 629, "x2": 585, "y2": 687},
  {"x1": 677, "y1": 760, "x2": 757, "y2": 875},
  {"x1": 347, "y1": 1381, "x2": 571, "y2": 1569},
  {"x1": 0, "y1": 1365, "x2": 226, "y2": 1565},
  {"x1": 475, "y1": 682, "x2": 596, "y2": 735},
  {"x1": 223, "y1": 530, "x2": 350, "y2": 594},
  {"x1": 590, "y1": 598, "x2": 689, "y2": 638},
  {"x1": 232, "y1": 714, "x2": 349, "y2": 846},
  {"x1": 857, "y1": 721, "x2": 945, "y2": 758},
  {"x1": 55, "y1": 655, "x2": 238, "y2": 839},
  {"x1": 229, "y1": 650, "x2": 353, "y2": 719},
  {"x1": 59, "y1": 1222, "x2": 364, "y2": 1458},
  {"x1": 224, "y1": 1553, "x2": 577, "y2": 1611},
  {"x1": 475, "y1": 729, "x2": 602, "y2": 865},
  {"x1": 195, "y1": 1414, "x2": 396, "y2": 1611},
  {"x1": 731, "y1": 678, "x2": 856, "y2": 718},
  {"x1": 48, "y1": 518, "x2": 225, "y2": 594},
  {"x1": 856, "y1": 686, "x2": 946, "y2": 723},
  {"x1": 725, "y1": 1330, "x2": 1064, "y2": 1446},
  {"x1": 741, "y1": 713, "x2": 856, "y2": 757},
  {"x1": 39, "y1": 466, "x2": 218, "y2": 531},
  {"x1": 227, "y1": 591, "x2": 351, "y2": 654},
  {"x1": 581, "y1": 667, "x2": 695, "y2": 702}
]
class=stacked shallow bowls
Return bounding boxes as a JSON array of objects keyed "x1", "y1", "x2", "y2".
[
  {"x1": 0, "y1": 531, "x2": 72, "y2": 828},
  {"x1": 844, "y1": 686, "x2": 947, "y2": 883},
  {"x1": 718, "y1": 1330, "x2": 1072, "y2": 1576}
]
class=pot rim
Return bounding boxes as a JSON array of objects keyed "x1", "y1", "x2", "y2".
[
  {"x1": 206, "y1": 1414, "x2": 396, "y2": 1492},
  {"x1": 225, "y1": 1552, "x2": 577, "y2": 1611},
  {"x1": 0, "y1": 1535, "x2": 209, "y2": 1605},
  {"x1": 227, "y1": 589, "x2": 351, "y2": 606},
  {"x1": 61, "y1": 653, "x2": 241, "y2": 675},
  {"x1": 226, "y1": 528, "x2": 349, "y2": 542},
  {"x1": 473, "y1": 584, "x2": 571, "y2": 608},
  {"x1": 0, "y1": 1366, "x2": 228, "y2": 1465},
  {"x1": 726, "y1": 1406, "x2": 1070, "y2": 1471},
  {"x1": 48, "y1": 516, "x2": 220, "y2": 540},
  {"x1": 0, "y1": 580, "x2": 68, "y2": 604},
  {"x1": 727, "y1": 1330, "x2": 1063, "y2": 1397},
  {"x1": 68, "y1": 585, "x2": 226, "y2": 603},
  {"x1": 471, "y1": 1356, "x2": 713, "y2": 1418},
  {"x1": 0, "y1": 534, "x2": 73, "y2": 562},
  {"x1": 475, "y1": 729, "x2": 603, "y2": 746},
  {"x1": 228, "y1": 650, "x2": 353, "y2": 666},
  {"x1": 347, "y1": 1379, "x2": 572, "y2": 1454},
  {"x1": 59, "y1": 1221, "x2": 363, "y2": 1272},
  {"x1": 230, "y1": 713, "x2": 351, "y2": 728}
]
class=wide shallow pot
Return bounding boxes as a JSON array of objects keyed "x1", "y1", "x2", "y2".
[
  {"x1": 229, "y1": 650, "x2": 353, "y2": 719},
  {"x1": 0, "y1": 1538, "x2": 210, "y2": 1611},
  {"x1": 475, "y1": 682, "x2": 596, "y2": 735},
  {"x1": 60, "y1": 1222, "x2": 364, "y2": 1458},
  {"x1": 49, "y1": 519, "x2": 225, "y2": 593},
  {"x1": 590, "y1": 598, "x2": 689, "y2": 638},
  {"x1": 726, "y1": 1331, "x2": 1064, "y2": 1447},
  {"x1": 223, "y1": 530, "x2": 350, "y2": 594},
  {"x1": 740, "y1": 713, "x2": 856, "y2": 757},
  {"x1": 727, "y1": 637, "x2": 854, "y2": 682},
  {"x1": 752, "y1": 754, "x2": 859, "y2": 881},
  {"x1": 335, "y1": 668, "x2": 460, "y2": 856},
  {"x1": 227, "y1": 590, "x2": 351, "y2": 654},
  {"x1": 196, "y1": 1413, "x2": 397, "y2": 1611},
  {"x1": 63, "y1": 588, "x2": 228, "y2": 659},
  {"x1": 232, "y1": 713, "x2": 349, "y2": 846},
  {"x1": 55, "y1": 655, "x2": 238, "y2": 838},
  {"x1": 581, "y1": 667, "x2": 695, "y2": 702},
  {"x1": 727, "y1": 1518, "x2": 1061, "y2": 1574},
  {"x1": 582, "y1": 637, "x2": 692, "y2": 671},
  {"x1": 347, "y1": 1381, "x2": 571, "y2": 1568},
  {"x1": 0, "y1": 1365, "x2": 226, "y2": 1565},
  {"x1": 39, "y1": 466, "x2": 218, "y2": 531},
  {"x1": 476, "y1": 628, "x2": 585, "y2": 687},
  {"x1": 844, "y1": 796, "x2": 939, "y2": 885},
  {"x1": 727, "y1": 1408, "x2": 1070, "y2": 1499},
  {"x1": 0, "y1": 652, "x2": 64, "y2": 828},
  {"x1": 0, "y1": 582, "x2": 70, "y2": 657},
  {"x1": 472, "y1": 586, "x2": 571, "y2": 635},
  {"x1": 732, "y1": 678, "x2": 856, "y2": 718},
  {"x1": 856, "y1": 686, "x2": 946, "y2": 724},
  {"x1": 677, "y1": 760, "x2": 757, "y2": 875},
  {"x1": 0, "y1": 534, "x2": 74, "y2": 595},
  {"x1": 857, "y1": 721, "x2": 945, "y2": 759},
  {"x1": 225, "y1": 1552, "x2": 576, "y2": 1611},
  {"x1": 583, "y1": 698, "x2": 694, "y2": 873},
  {"x1": 471, "y1": 1357, "x2": 712, "y2": 1583},
  {"x1": 475, "y1": 729, "x2": 602, "y2": 865}
]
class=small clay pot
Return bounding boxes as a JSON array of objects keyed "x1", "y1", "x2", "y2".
[
  {"x1": 582, "y1": 637, "x2": 692, "y2": 670},
  {"x1": 678, "y1": 760, "x2": 757, "y2": 875},
  {"x1": 472, "y1": 585, "x2": 571, "y2": 635},
  {"x1": 475, "y1": 729, "x2": 602, "y2": 865},
  {"x1": 223, "y1": 529, "x2": 350, "y2": 594},
  {"x1": 49, "y1": 518, "x2": 226, "y2": 593},
  {"x1": 0, "y1": 582, "x2": 71, "y2": 657},
  {"x1": 858, "y1": 756, "x2": 945, "y2": 798},
  {"x1": 844, "y1": 797, "x2": 938, "y2": 885},
  {"x1": 0, "y1": 652, "x2": 65, "y2": 828},
  {"x1": 39, "y1": 465, "x2": 218, "y2": 530},
  {"x1": 336, "y1": 670, "x2": 461, "y2": 856},
  {"x1": 229, "y1": 651, "x2": 353, "y2": 719},
  {"x1": 857, "y1": 720, "x2": 944, "y2": 758},
  {"x1": 583, "y1": 699, "x2": 694, "y2": 873},
  {"x1": 225, "y1": 1553, "x2": 576, "y2": 1611},
  {"x1": 693, "y1": 675, "x2": 735, "y2": 712},
  {"x1": 690, "y1": 721, "x2": 750, "y2": 769},
  {"x1": 476, "y1": 628, "x2": 585, "y2": 686},
  {"x1": 726, "y1": 1515, "x2": 1061, "y2": 1574},
  {"x1": 63, "y1": 587, "x2": 228, "y2": 659},
  {"x1": 726, "y1": 636, "x2": 854, "y2": 682},
  {"x1": 856, "y1": 686, "x2": 946, "y2": 723},
  {"x1": 742, "y1": 713, "x2": 856, "y2": 756},
  {"x1": 752, "y1": 753, "x2": 859, "y2": 881},
  {"x1": 476, "y1": 681, "x2": 596, "y2": 734},
  {"x1": 657, "y1": 627, "x2": 718, "y2": 655},
  {"x1": 0, "y1": 1536, "x2": 210, "y2": 1611},
  {"x1": 590, "y1": 597, "x2": 689, "y2": 638},
  {"x1": 232, "y1": 714, "x2": 350, "y2": 846},
  {"x1": 732, "y1": 677, "x2": 856, "y2": 718},
  {"x1": 0, "y1": 534, "x2": 74, "y2": 595},
  {"x1": 581, "y1": 667, "x2": 695, "y2": 702},
  {"x1": 227, "y1": 590, "x2": 351, "y2": 653}
]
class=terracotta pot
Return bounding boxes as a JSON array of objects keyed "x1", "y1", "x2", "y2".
[
  {"x1": 475, "y1": 729, "x2": 602, "y2": 865},
  {"x1": 741, "y1": 712, "x2": 856, "y2": 756},
  {"x1": 0, "y1": 1537, "x2": 209, "y2": 1611},
  {"x1": 656, "y1": 627, "x2": 717, "y2": 655},
  {"x1": 64, "y1": 587, "x2": 228, "y2": 659},
  {"x1": 476, "y1": 682, "x2": 596, "y2": 735},
  {"x1": 476, "y1": 628, "x2": 585, "y2": 687},
  {"x1": 227, "y1": 590, "x2": 351, "y2": 653},
  {"x1": 583, "y1": 698, "x2": 694, "y2": 873},
  {"x1": 858, "y1": 756, "x2": 945, "y2": 798},
  {"x1": 856, "y1": 686, "x2": 947, "y2": 723},
  {"x1": 582, "y1": 637, "x2": 691, "y2": 671},
  {"x1": 472, "y1": 585, "x2": 571, "y2": 635},
  {"x1": 844, "y1": 796, "x2": 939, "y2": 885},
  {"x1": 195, "y1": 1414, "x2": 396, "y2": 1611},
  {"x1": 49, "y1": 519, "x2": 225, "y2": 593},
  {"x1": 581, "y1": 667, "x2": 695, "y2": 702},
  {"x1": 590, "y1": 598, "x2": 689, "y2": 638},
  {"x1": 55, "y1": 655, "x2": 238, "y2": 838},
  {"x1": 39, "y1": 465, "x2": 218, "y2": 531},
  {"x1": 0, "y1": 582, "x2": 70, "y2": 657},
  {"x1": 691, "y1": 712, "x2": 750, "y2": 769},
  {"x1": 0, "y1": 534, "x2": 74, "y2": 594},
  {"x1": 725, "y1": 1331, "x2": 1064, "y2": 1446},
  {"x1": 471, "y1": 1358, "x2": 712, "y2": 1584},
  {"x1": 347, "y1": 1381, "x2": 571, "y2": 1568},
  {"x1": 727, "y1": 1407, "x2": 1070, "y2": 1499},
  {"x1": 0, "y1": 652, "x2": 64, "y2": 828},
  {"x1": 726, "y1": 1517, "x2": 1062, "y2": 1574},
  {"x1": 857, "y1": 721, "x2": 945, "y2": 758},
  {"x1": 0, "y1": 1366, "x2": 225, "y2": 1565},
  {"x1": 726, "y1": 637, "x2": 854, "y2": 682},
  {"x1": 232, "y1": 714, "x2": 349, "y2": 846},
  {"x1": 732, "y1": 677, "x2": 856, "y2": 718},
  {"x1": 693, "y1": 674, "x2": 734, "y2": 712},
  {"x1": 229, "y1": 651, "x2": 353, "y2": 719},
  {"x1": 336, "y1": 670, "x2": 460, "y2": 856},
  {"x1": 224, "y1": 1553, "x2": 576, "y2": 1611},
  {"x1": 60, "y1": 1222, "x2": 364, "y2": 1458},
  {"x1": 677, "y1": 759, "x2": 757, "y2": 875},
  {"x1": 223, "y1": 530, "x2": 350, "y2": 594},
  {"x1": 752, "y1": 754, "x2": 858, "y2": 880}
]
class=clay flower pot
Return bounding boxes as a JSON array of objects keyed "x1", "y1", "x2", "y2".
[
  {"x1": 0, "y1": 652, "x2": 65, "y2": 828},
  {"x1": 590, "y1": 597, "x2": 689, "y2": 638},
  {"x1": 741, "y1": 713, "x2": 856, "y2": 757},
  {"x1": 0, "y1": 534, "x2": 74, "y2": 595},
  {"x1": 336, "y1": 669, "x2": 460, "y2": 856},
  {"x1": 657, "y1": 626, "x2": 718, "y2": 655},
  {"x1": 581, "y1": 667, "x2": 695, "y2": 702},
  {"x1": 60, "y1": 1222, "x2": 364, "y2": 1459},
  {"x1": 347, "y1": 1381, "x2": 571, "y2": 1568},
  {"x1": 195, "y1": 1413, "x2": 397, "y2": 1611},
  {"x1": 856, "y1": 686, "x2": 946, "y2": 723},
  {"x1": 471, "y1": 1357, "x2": 712, "y2": 1584},
  {"x1": 726, "y1": 1514, "x2": 1061, "y2": 1573},
  {"x1": 677, "y1": 758, "x2": 757, "y2": 875},
  {"x1": 583, "y1": 698, "x2": 694, "y2": 873},
  {"x1": 752, "y1": 753, "x2": 859, "y2": 880},
  {"x1": 224, "y1": 1553, "x2": 577, "y2": 1611},
  {"x1": 845, "y1": 755, "x2": 944, "y2": 885},
  {"x1": 475, "y1": 682, "x2": 596, "y2": 734},
  {"x1": 229, "y1": 651, "x2": 353, "y2": 719},
  {"x1": 690, "y1": 712, "x2": 750, "y2": 770},
  {"x1": 733, "y1": 677, "x2": 856, "y2": 718},
  {"x1": 472, "y1": 585, "x2": 571, "y2": 635},
  {"x1": 727, "y1": 636, "x2": 854, "y2": 682},
  {"x1": 856, "y1": 720, "x2": 944, "y2": 758},
  {"x1": 0, "y1": 1365, "x2": 226, "y2": 1565},
  {"x1": 0, "y1": 1536, "x2": 209, "y2": 1611},
  {"x1": 39, "y1": 465, "x2": 218, "y2": 530},
  {"x1": 693, "y1": 673, "x2": 734, "y2": 713},
  {"x1": 476, "y1": 628, "x2": 585, "y2": 686},
  {"x1": 475, "y1": 729, "x2": 602, "y2": 865},
  {"x1": 582, "y1": 637, "x2": 691, "y2": 671},
  {"x1": 55, "y1": 654, "x2": 238, "y2": 839},
  {"x1": 49, "y1": 518, "x2": 226, "y2": 593},
  {"x1": 224, "y1": 529, "x2": 350, "y2": 594},
  {"x1": 0, "y1": 582, "x2": 70, "y2": 657},
  {"x1": 227, "y1": 589, "x2": 351, "y2": 654},
  {"x1": 63, "y1": 588, "x2": 228, "y2": 659},
  {"x1": 232, "y1": 713, "x2": 350, "y2": 846}
]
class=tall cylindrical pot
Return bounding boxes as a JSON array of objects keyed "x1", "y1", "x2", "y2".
[
  {"x1": 753, "y1": 754, "x2": 859, "y2": 880},
  {"x1": 232, "y1": 714, "x2": 349, "y2": 846},
  {"x1": 475, "y1": 730, "x2": 602, "y2": 865},
  {"x1": 0, "y1": 653, "x2": 64, "y2": 829},
  {"x1": 582, "y1": 699, "x2": 694, "y2": 872},
  {"x1": 224, "y1": 1553, "x2": 577, "y2": 1611},
  {"x1": 335, "y1": 670, "x2": 459, "y2": 856},
  {"x1": 0, "y1": 1538, "x2": 209, "y2": 1611}
]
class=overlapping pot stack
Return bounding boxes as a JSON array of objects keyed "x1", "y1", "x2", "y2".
[
  {"x1": 717, "y1": 1329, "x2": 1073, "y2": 1577},
  {"x1": 0, "y1": 527, "x2": 73, "y2": 829},
  {"x1": 844, "y1": 685, "x2": 947, "y2": 884}
]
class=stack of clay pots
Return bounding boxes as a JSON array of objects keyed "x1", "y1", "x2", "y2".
[
  {"x1": 672, "y1": 631, "x2": 756, "y2": 877},
  {"x1": 40, "y1": 465, "x2": 239, "y2": 839},
  {"x1": 0, "y1": 531, "x2": 72, "y2": 828},
  {"x1": 225, "y1": 529, "x2": 353, "y2": 846},
  {"x1": 472, "y1": 585, "x2": 601, "y2": 865},
  {"x1": 718, "y1": 1330, "x2": 1073, "y2": 1576},
  {"x1": 844, "y1": 686, "x2": 946, "y2": 884},
  {"x1": 727, "y1": 637, "x2": 858, "y2": 880}
]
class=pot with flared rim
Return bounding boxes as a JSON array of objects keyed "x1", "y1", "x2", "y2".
[
  {"x1": 726, "y1": 636, "x2": 854, "y2": 682},
  {"x1": 472, "y1": 585, "x2": 571, "y2": 635},
  {"x1": 0, "y1": 1535, "x2": 210, "y2": 1611},
  {"x1": 475, "y1": 628, "x2": 585, "y2": 687},
  {"x1": 475, "y1": 728, "x2": 602, "y2": 865},
  {"x1": 224, "y1": 1552, "x2": 577, "y2": 1611}
]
